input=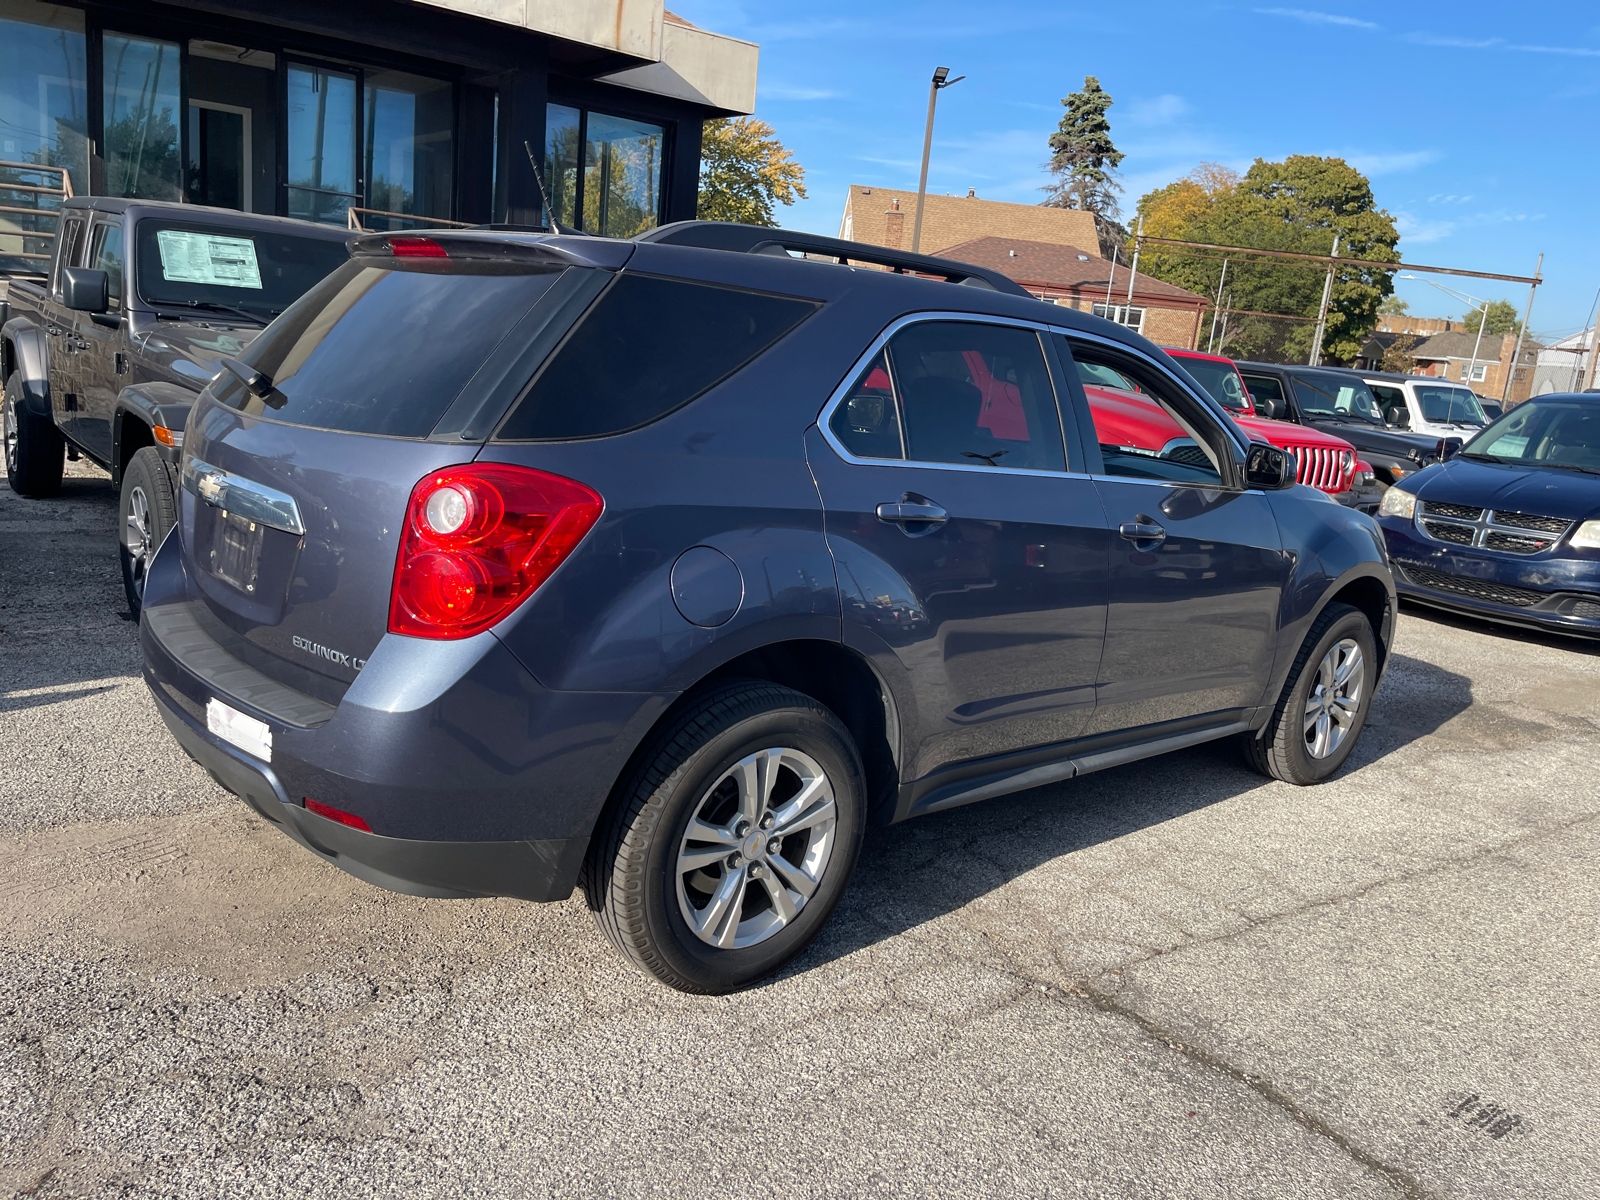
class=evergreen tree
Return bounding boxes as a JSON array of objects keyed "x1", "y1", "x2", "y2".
[{"x1": 1041, "y1": 76, "x2": 1124, "y2": 217}]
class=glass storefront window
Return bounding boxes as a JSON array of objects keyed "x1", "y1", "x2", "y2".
[
  {"x1": 545, "y1": 103, "x2": 580, "y2": 230},
  {"x1": 585, "y1": 112, "x2": 661, "y2": 238},
  {"x1": 364, "y1": 68, "x2": 453, "y2": 226},
  {"x1": 544, "y1": 103, "x2": 663, "y2": 237},
  {"x1": 103, "y1": 32, "x2": 182, "y2": 200},
  {"x1": 0, "y1": 0, "x2": 88, "y2": 195},
  {"x1": 286, "y1": 63, "x2": 359, "y2": 225}
]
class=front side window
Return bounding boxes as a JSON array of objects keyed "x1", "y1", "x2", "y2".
[
  {"x1": 52, "y1": 215, "x2": 85, "y2": 298},
  {"x1": 1291, "y1": 371, "x2": 1383, "y2": 423},
  {"x1": 103, "y1": 32, "x2": 181, "y2": 201},
  {"x1": 544, "y1": 103, "x2": 664, "y2": 237},
  {"x1": 1065, "y1": 336, "x2": 1226, "y2": 486},
  {"x1": 88, "y1": 221, "x2": 124, "y2": 311},
  {"x1": 838, "y1": 322, "x2": 1067, "y2": 471},
  {"x1": 1173, "y1": 356, "x2": 1250, "y2": 411}
]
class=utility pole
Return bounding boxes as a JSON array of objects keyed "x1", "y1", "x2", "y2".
[
  {"x1": 1309, "y1": 235, "x2": 1340, "y2": 366},
  {"x1": 1586, "y1": 285, "x2": 1600, "y2": 391},
  {"x1": 1500, "y1": 252, "x2": 1542, "y2": 406},
  {"x1": 1207, "y1": 258, "x2": 1229, "y2": 354},
  {"x1": 1464, "y1": 300, "x2": 1489, "y2": 394},
  {"x1": 1103, "y1": 246, "x2": 1119, "y2": 315},
  {"x1": 1123, "y1": 215, "x2": 1144, "y2": 326},
  {"x1": 911, "y1": 66, "x2": 964, "y2": 254}
]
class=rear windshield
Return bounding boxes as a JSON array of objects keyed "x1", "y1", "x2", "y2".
[
  {"x1": 136, "y1": 222, "x2": 350, "y2": 318},
  {"x1": 213, "y1": 260, "x2": 568, "y2": 437},
  {"x1": 495, "y1": 273, "x2": 818, "y2": 441},
  {"x1": 1414, "y1": 384, "x2": 1486, "y2": 425}
]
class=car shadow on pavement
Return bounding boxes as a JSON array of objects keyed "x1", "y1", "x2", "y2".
[
  {"x1": 1398, "y1": 598, "x2": 1600, "y2": 658},
  {"x1": 790, "y1": 650, "x2": 1476, "y2": 976}
]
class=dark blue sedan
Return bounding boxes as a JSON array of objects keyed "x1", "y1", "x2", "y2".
[{"x1": 1378, "y1": 392, "x2": 1600, "y2": 637}]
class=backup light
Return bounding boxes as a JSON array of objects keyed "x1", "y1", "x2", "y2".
[{"x1": 390, "y1": 464, "x2": 603, "y2": 639}]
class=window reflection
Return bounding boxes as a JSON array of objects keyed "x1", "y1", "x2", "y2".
[
  {"x1": 363, "y1": 69, "x2": 453, "y2": 227},
  {"x1": 544, "y1": 103, "x2": 663, "y2": 236},
  {"x1": 103, "y1": 32, "x2": 181, "y2": 200},
  {"x1": 286, "y1": 64, "x2": 359, "y2": 225},
  {"x1": 0, "y1": 0, "x2": 88, "y2": 195}
]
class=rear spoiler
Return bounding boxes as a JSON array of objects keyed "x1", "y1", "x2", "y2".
[{"x1": 637, "y1": 221, "x2": 1033, "y2": 298}]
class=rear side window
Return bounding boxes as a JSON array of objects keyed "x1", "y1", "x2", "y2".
[
  {"x1": 214, "y1": 260, "x2": 568, "y2": 437},
  {"x1": 495, "y1": 273, "x2": 818, "y2": 441}
]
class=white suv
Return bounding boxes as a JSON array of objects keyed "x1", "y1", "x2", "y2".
[{"x1": 1357, "y1": 372, "x2": 1488, "y2": 439}]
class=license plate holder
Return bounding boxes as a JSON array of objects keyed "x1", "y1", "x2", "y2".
[
  {"x1": 206, "y1": 697, "x2": 272, "y2": 762},
  {"x1": 210, "y1": 509, "x2": 265, "y2": 594}
]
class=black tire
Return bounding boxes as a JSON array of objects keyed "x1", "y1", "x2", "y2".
[
  {"x1": 1244, "y1": 602, "x2": 1377, "y2": 785},
  {"x1": 119, "y1": 445, "x2": 177, "y2": 618},
  {"x1": 4, "y1": 372, "x2": 64, "y2": 498},
  {"x1": 584, "y1": 680, "x2": 866, "y2": 994}
]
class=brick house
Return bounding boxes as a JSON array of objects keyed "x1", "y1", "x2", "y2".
[
  {"x1": 838, "y1": 185, "x2": 1101, "y2": 256},
  {"x1": 1410, "y1": 331, "x2": 1542, "y2": 405},
  {"x1": 937, "y1": 236, "x2": 1208, "y2": 348}
]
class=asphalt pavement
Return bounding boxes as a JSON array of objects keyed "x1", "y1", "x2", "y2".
[{"x1": 2, "y1": 460, "x2": 1596, "y2": 1199}]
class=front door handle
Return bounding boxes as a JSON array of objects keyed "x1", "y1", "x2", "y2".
[
  {"x1": 877, "y1": 500, "x2": 948, "y2": 525},
  {"x1": 1119, "y1": 520, "x2": 1166, "y2": 543}
]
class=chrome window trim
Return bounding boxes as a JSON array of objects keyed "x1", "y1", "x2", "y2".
[{"x1": 816, "y1": 311, "x2": 1249, "y2": 479}]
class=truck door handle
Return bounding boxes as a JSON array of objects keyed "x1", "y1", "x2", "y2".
[
  {"x1": 876, "y1": 500, "x2": 948, "y2": 531},
  {"x1": 1119, "y1": 520, "x2": 1166, "y2": 543}
]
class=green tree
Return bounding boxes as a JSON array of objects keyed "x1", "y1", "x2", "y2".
[
  {"x1": 1463, "y1": 299, "x2": 1520, "y2": 337},
  {"x1": 1379, "y1": 295, "x2": 1409, "y2": 315},
  {"x1": 1041, "y1": 76, "x2": 1124, "y2": 217},
  {"x1": 698, "y1": 117, "x2": 807, "y2": 226},
  {"x1": 1134, "y1": 155, "x2": 1400, "y2": 363}
]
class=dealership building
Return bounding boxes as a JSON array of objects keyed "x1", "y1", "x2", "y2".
[{"x1": 0, "y1": 0, "x2": 757, "y2": 235}]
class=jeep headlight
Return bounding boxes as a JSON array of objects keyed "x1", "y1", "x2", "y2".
[
  {"x1": 1572, "y1": 519, "x2": 1600, "y2": 550},
  {"x1": 1379, "y1": 488, "x2": 1417, "y2": 519}
]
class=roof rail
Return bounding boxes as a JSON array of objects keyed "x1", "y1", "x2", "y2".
[{"x1": 637, "y1": 220, "x2": 1033, "y2": 298}]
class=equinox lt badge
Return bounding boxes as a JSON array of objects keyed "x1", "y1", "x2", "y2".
[{"x1": 291, "y1": 636, "x2": 365, "y2": 671}]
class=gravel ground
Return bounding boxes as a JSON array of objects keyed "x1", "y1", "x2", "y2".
[{"x1": 2, "y1": 461, "x2": 1597, "y2": 1199}]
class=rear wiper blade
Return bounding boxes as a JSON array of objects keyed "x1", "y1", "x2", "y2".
[{"x1": 145, "y1": 297, "x2": 271, "y2": 325}]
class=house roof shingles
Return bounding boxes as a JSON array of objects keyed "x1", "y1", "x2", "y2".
[{"x1": 939, "y1": 236, "x2": 1206, "y2": 306}]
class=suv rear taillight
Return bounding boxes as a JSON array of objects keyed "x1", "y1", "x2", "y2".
[{"x1": 389, "y1": 464, "x2": 603, "y2": 640}]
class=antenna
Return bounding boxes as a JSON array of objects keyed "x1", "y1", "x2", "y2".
[{"x1": 523, "y1": 141, "x2": 585, "y2": 236}]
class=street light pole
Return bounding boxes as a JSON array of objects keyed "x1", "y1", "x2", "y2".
[
  {"x1": 1464, "y1": 300, "x2": 1488, "y2": 393},
  {"x1": 911, "y1": 66, "x2": 964, "y2": 254}
]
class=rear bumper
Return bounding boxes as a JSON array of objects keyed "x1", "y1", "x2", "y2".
[
  {"x1": 138, "y1": 533, "x2": 670, "y2": 901},
  {"x1": 1380, "y1": 519, "x2": 1600, "y2": 639},
  {"x1": 150, "y1": 687, "x2": 587, "y2": 900}
]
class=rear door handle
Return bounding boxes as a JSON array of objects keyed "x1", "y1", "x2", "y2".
[
  {"x1": 1119, "y1": 520, "x2": 1166, "y2": 543},
  {"x1": 876, "y1": 501, "x2": 948, "y2": 526}
]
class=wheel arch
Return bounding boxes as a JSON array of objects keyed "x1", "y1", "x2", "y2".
[
  {"x1": 113, "y1": 382, "x2": 192, "y2": 488},
  {"x1": 2, "y1": 320, "x2": 51, "y2": 417}
]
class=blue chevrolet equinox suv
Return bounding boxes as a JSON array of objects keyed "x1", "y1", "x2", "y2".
[{"x1": 140, "y1": 222, "x2": 1395, "y2": 993}]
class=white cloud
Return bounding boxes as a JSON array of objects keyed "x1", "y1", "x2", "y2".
[
  {"x1": 1395, "y1": 211, "x2": 1455, "y2": 244},
  {"x1": 1256, "y1": 8, "x2": 1379, "y2": 29},
  {"x1": 1123, "y1": 94, "x2": 1190, "y2": 126},
  {"x1": 1406, "y1": 33, "x2": 1502, "y2": 48},
  {"x1": 1345, "y1": 149, "x2": 1441, "y2": 175},
  {"x1": 1508, "y1": 42, "x2": 1600, "y2": 57}
]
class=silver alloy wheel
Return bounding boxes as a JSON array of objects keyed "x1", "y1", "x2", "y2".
[
  {"x1": 1303, "y1": 637, "x2": 1364, "y2": 759},
  {"x1": 3, "y1": 390, "x2": 17, "y2": 475},
  {"x1": 124, "y1": 485, "x2": 152, "y2": 599},
  {"x1": 676, "y1": 746, "x2": 838, "y2": 950}
]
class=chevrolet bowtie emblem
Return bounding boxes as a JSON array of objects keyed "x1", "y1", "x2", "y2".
[{"x1": 197, "y1": 473, "x2": 225, "y2": 505}]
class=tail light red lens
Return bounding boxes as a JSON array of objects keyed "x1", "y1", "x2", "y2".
[
  {"x1": 303, "y1": 797, "x2": 372, "y2": 832},
  {"x1": 389, "y1": 464, "x2": 603, "y2": 640},
  {"x1": 390, "y1": 236, "x2": 448, "y2": 258}
]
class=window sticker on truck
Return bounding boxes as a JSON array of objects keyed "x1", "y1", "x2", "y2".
[{"x1": 156, "y1": 230, "x2": 264, "y2": 289}]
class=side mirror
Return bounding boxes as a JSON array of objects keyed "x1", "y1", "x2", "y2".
[
  {"x1": 1439, "y1": 437, "x2": 1463, "y2": 462},
  {"x1": 1245, "y1": 443, "x2": 1296, "y2": 490},
  {"x1": 1257, "y1": 397, "x2": 1278, "y2": 419},
  {"x1": 62, "y1": 266, "x2": 109, "y2": 313}
]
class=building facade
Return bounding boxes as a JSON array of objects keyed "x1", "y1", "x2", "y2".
[
  {"x1": 0, "y1": 0, "x2": 755, "y2": 243},
  {"x1": 937, "y1": 236, "x2": 1207, "y2": 349},
  {"x1": 1410, "y1": 331, "x2": 1541, "y2": 405}
]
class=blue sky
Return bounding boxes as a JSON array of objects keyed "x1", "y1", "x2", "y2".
[{"x1": 672, "y1": 1, "x2": 1600, "y2": 339}]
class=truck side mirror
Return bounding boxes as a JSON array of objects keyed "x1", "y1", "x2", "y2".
[
  {"x1": 62, "y1": 267, "x2": 109, "y2": 314},
  {"x1": 1257, "y1": 396, "x2": 1279, "y2": 419},
  {"x1": 1245, "y1": 443, "x2": 1296, "y2": 490}
]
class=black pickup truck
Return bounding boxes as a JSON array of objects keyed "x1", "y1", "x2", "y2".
[
  {"x1": 1234, "y1": 361, "x2": 1460, "y2": 488},
  {"x1": 2, "y1": 198, "x2": 350, "y2": 612}
]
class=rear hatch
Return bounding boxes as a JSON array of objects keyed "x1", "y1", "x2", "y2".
[{"x1": 174, "y1": 233, "x2": 625, "y2": 704}]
